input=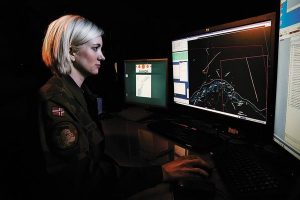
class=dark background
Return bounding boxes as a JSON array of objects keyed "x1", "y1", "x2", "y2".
[{"x1": 0, "y1": 0, "x2": 280, "y2": 199}]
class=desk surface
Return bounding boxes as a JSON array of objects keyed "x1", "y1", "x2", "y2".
[{"x1": 101, "y1": 115, "x2": 229, "y2": 200}]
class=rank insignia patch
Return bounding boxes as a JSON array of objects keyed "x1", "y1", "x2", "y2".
[{"x1": 52, "y1": 107, "x2": 64, "y2": 117}]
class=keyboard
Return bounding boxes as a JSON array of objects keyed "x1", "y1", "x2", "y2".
[
  {"x1": 212, "y1": 143, "x2": 283, "y2": 200},
  {"x1": 147, "y1": 119, "x2": 221, "y2": 152}
]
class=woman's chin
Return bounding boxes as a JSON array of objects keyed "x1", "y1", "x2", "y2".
[{"x1": 90, "y1": 69, "x2": 99, "y2": 75}]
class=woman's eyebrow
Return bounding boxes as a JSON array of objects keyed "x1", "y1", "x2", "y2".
[{"x1": 92, "y1": 43, "x2": 101, "y2": 46}]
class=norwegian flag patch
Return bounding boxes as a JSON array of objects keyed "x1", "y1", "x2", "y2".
[{"x1": 52, "y1": 107, "x2": 65, "y2": 117}]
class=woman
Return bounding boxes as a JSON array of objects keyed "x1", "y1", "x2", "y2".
[{"x1": 38, "y1": 14, "x2": 211, "y2": 199}]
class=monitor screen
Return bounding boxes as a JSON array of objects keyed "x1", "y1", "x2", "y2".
[
  {"x1": 171, "y1": 12, "x2": 277, "y2": 136},
  {"x1": 124, "y1": 58, "x2": 168, "y2": 108},
  {"x1": 273, "y1": 0, "x2": 300, "y2": 160}
]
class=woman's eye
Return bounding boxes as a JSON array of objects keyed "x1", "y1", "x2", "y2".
[{"x1": 92, "y1": 47, "x2": 98, "y2": 51}]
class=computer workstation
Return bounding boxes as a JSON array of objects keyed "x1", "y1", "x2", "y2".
[
  {"x1": 148, "y1": 11, "x2": 288, "y2": 200},
  {"x1": 110, "y1": 3, "x2": 300, "y2": 199}
]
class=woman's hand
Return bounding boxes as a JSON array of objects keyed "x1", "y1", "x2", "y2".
[{"x1": 162, "y1": 155, "x2": 212, "y2": 182}]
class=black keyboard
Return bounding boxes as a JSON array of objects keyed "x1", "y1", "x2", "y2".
[
  {"x1": 147, "y1": 119, "x2": 221, "y2": 152},
  {"x1": 212, "y1": 144, "x2": 283, "y2": 200}
]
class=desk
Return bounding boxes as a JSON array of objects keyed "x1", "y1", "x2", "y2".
[{"x1": 101, "y1": 115, "x2": 229, "y2": 200}]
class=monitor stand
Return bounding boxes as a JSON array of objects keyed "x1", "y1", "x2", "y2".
[{"x1": 117, "y1": 106, "x2": 153, "y2": 122}]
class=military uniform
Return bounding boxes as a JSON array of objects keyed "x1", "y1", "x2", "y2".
[{"x1": 38, "y1": 75, "x2": 163, "y2": 199}]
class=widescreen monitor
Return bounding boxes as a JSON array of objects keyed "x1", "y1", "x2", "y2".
[
  {"x1": 273, "y1": 0, "x2": 300, "y2": 160},
  {"x1": 171, "y1": 12, "x2": 277, "y2": 139},
  {"x1": 124, "y1": 58, "x2": 168, "y2": 108}
]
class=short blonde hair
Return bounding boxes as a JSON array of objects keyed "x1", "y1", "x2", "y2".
[{"x1": 42, "y1": 15, "x2": 104, "y2": 75}]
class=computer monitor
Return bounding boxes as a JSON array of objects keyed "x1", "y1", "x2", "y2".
[
  {"x1": 124, "y1": 58, "x2": 168, "y2": 108},
  {"x1": 171, "y1": 12, "x2": 277, "y2": 141},
  {"x1": 273, "y1": 0, "x2": 300, "y2": 160}
]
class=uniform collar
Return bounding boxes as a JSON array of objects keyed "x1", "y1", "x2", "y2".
[{"x1": 61, "y1": 75, "x2": 88, "y2": 112}]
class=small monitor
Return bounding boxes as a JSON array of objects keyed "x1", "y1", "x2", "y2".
[
  {"x1": 124, "y1": 58, "x2": 168, "y2": 108},
  {"x1": 273, "y1": 0, "x2": 300, "y2": 160},
  {"x1": 171, "y1": 12, "x2": 277, "y2": 141}
]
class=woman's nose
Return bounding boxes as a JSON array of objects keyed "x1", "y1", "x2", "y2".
[{"x1": 98, "y1": 52, "x2": 105, "y2": 61}]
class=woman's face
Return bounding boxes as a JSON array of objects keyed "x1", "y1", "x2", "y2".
[{"x1": 73, "y1": 36, "x2": 105, "y2": 76}]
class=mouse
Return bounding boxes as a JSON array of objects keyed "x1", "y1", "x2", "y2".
[{"x1": 175, "y1": 179, "x2": 216, "y2": 199}]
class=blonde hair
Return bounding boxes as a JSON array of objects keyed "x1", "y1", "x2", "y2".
[{"x1": 42, "y1": 15, "x2": 104, "y2": 75}]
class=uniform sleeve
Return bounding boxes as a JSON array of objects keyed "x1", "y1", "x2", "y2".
[
  {"x1": 40, "y1": 99, "x2": 164, "y2": 198},
  {"x1": 42, "y1": 100, "x2": 81, "y2": 158},
  {"x1": 40, "y1": 99, "x2": 120, "y2": 197}
]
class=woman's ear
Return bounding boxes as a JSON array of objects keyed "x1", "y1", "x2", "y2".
[
  {"x1": 70, "y1": 53, "x2": 75, "y2": 62},
  {"x1": 69, "y1": 48, "x2": 76, "y2": 62}
]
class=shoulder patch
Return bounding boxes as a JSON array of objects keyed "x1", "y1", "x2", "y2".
[{"x1": 53, "y1": 123, "x2": 78, "y2": 149}]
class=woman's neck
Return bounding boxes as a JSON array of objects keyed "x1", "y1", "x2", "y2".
[{"x1": 69, "y1": 67, "x2": 86, "y2": 87}]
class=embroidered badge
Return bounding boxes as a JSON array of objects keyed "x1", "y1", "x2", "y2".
[
  {"x1": 60, "y1": 128, "x2": 76, "y2": 148},
  {"x1": 52, "y1": 107, "x2": 64, "y2": 117}
]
